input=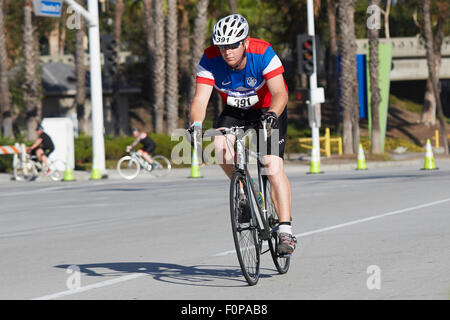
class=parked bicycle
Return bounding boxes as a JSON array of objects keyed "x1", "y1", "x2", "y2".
[
  {"x1": 117, "y1": 149, "x2": 171, "y2": 180},
  {"x1": 13, "y1": 153, "x2": 65, "y2": 182},
  {"x1": 203, "y1": 120, "x2": 290, "y2": 286}
]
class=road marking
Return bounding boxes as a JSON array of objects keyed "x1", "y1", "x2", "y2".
[
  {"x1": 32, "y1": 273, "x2": 145, "y2": 300},
  {"x1": 213, "y1": 197, "x2": 450, "y2": 257},
  {"x1": 32, "y1": 197, "x2": 450, "y2": 299}
]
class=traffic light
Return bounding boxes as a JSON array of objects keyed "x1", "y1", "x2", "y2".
[
  {"x1": 297, "y1": 34, "x2": 315, "y2": 76},
  {"x1": 101, "y1": 34, "x2": 118, "y2": 78}
]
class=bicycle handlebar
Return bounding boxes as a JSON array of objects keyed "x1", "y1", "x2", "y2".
[{"x1": 202, "y1": 119, "x2": 268, "y2": 141}]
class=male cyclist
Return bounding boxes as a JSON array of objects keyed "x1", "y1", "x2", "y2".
[
  {"x1": 188, "y1": 14, "x2": 296, "y2": 255},
  {"x1": 29, "y1": 124, "x2": 54, "y2": 172},
  {"x1": 126, "y1": 128, "x2": 156, "y2": 169}
]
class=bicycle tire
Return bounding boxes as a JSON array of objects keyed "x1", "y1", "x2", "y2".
[
  {"x1": 117, "y1": 156, "x2": 140, "y2": 180},
  {"x1": 150, "y1": 155, "x2": 171, "y2": 177},
  {"x1": 13, "y1": 156, "x2": 37, "y2": 181},
  {"x1": 48, "y1": 160, "x2": 65, "y2": 181},
  {"x1": 264, "y1": 177, "x2": 290, "y2": 274},
  {"x1": 230, "y1": 171, "x2": 261, "y2": 286}
]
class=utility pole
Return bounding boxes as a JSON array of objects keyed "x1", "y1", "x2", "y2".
[
  {"x1": 62, "y1": 0, "x2": 106, "y2": 179},
  {"x1": 306, "y1": 0, "x2": 325, "y2": 173}
]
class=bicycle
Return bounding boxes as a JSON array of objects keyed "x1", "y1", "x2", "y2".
[
  {"x1": 116, "y1": 149, "x2": 171, "y2": 180},
  {"x1": 203, "y1": 120, "x2": 290, "y2": 286},
  {"x1": 13, "y1": 153, "x2": 65, "y2": 182}
]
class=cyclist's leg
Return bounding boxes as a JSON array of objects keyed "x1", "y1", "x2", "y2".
[
  {"x1": 214, "y1": 106, "x2": 245, "y2": 179},
  {"x1": 139, "y1": 149, "x2": 154, "y2": 165},
  {"x1": 259, "y1": 108, "x2": 296, "y2": 254}
]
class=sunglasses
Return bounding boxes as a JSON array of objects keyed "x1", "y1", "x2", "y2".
[{"x1": 217, "y1": 42, "x2": 242, "y2": 50}]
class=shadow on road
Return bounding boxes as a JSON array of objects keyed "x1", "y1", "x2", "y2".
[{"x1": 55, "y1": 262, "x2": 273, "y2": 288}]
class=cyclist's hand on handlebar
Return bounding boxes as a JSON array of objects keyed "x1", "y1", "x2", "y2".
[
  {"x1": 126, "y1": 145, "x2": 132, "y2": 152},
  {"x1": 186, "y1": 122, "x2": 202, "y2": 148},
  {"x1": 260, "y1": 111, "x2": 278, "y2": 137}
]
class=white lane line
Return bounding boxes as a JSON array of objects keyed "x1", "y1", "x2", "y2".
[
  {"x1": 32, "y1": 273, "x2": 145, "y2": 300},
  {"x1": 33, "y1": 197, "x2": 450, "y2": 299},
  {"x1": 213, "y1": 197, "x2": 450, "y2": 257}
]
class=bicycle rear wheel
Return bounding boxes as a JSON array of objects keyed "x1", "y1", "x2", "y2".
[
  {"x1": 13, "y1": 156, "x2": 37, "y2": 181},
  {"x1": 230, "y1": 171, "x2": 261, "y2": 286},
  {"x1": 151, "y1": 155, "x2": 171, "y2": 177},
  {"x1": 264, "y1": 178, "x2": 290, "y2": 274},
  {"x1": 48, "y1": 160, "x2": 65, "y2": 181},
  {"x1": 117, "y1": 156, "x2": 140, "y2": 180}
]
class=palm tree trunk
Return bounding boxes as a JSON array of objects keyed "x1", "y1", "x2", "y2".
[
  {"x1": 74, "y1": 0, "x2": 86, "y2": 135},
  {"x1": 166, "y1": 0, "x2": 178, "y2": 134},
  {"x1": 178, "y1": 0, "x2": 191, "y2": 127},
  {"x1": 228, "y1": 0, "x2": 237, "y2": 13},
  {"x1": 368, "y1": 0, "x2": 382, "y2": 154},
  {"x1": 188, "y1": 0, "x2": 209, "y2": 125},
  {"x1": 338, "y1": 0, "x2": 359, "y2": 154},
  {"x1": 143, "y1": 0, "x2": 155, "y2": 131},
  {"x1": 24, "y1": 0, "x2": 40, "y2": 141},
  {"x1": 421, "y1": 0, "x2": 448, "y2": 154},
  {"x1": 420, "y1": 1, "x2": 447, "y2": 127},
  {"x1": 326, "y1": 0, "x2": 339, "y2": 130},
  {"x1": 0, "y1": 0, "x2": 13, "y2": 138},
  {"x1": 153, "y1": 0, "x2": 165, "y2": 133},
  {"x1": 112, "y1": 0, "x2": 125, "y2": 135}
]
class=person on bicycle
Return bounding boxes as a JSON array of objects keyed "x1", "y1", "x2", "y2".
[
  {"x1": 126, "y1": 128, "x2": 156, "y2": 169},
  {"x1": 29, "y1": 124, "x2": 54, "y2": 172},
  {"x1": 188, "y1": 14, "x2": 296, "y2": 255}
]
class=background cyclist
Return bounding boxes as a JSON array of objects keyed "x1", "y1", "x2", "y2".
[
  {"x1": 29, "y1": 124, "x2": 54, "y2": 173},
  {"x1": 188, "y1": 14, "x2": 296, "y2": 255},
  {"x1": 126, "y1": 128, "x2": 156, "y2": 169}
]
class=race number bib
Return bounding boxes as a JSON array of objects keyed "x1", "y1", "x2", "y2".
[{"x1": 226, "y1": 90, "x2": 259, "y2": 109}]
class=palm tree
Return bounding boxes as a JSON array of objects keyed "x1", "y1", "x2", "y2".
[
  {"x1": 0, "y1": 0, "x2": 13, "y2": 138},
  {"x1": 417, "y1": 1, "x2": 448, "y2": 127},
  {"x1": 337, "y1": 0, "x2": 359, "y2": 154},
  {"x1": 23, "y1": 0, "x2": 41, "y2": 141},
  {"x1": 165, "y1": 0, "x2": 178, "y2": 134},
  {"x1": 153, "y1": 0, "x2": 165, "y2": 133},
  {"x1": 112, "y1": 0, "x2": 125, "y2": 135},
  {"x1": 421, "y1": 0, "x2": 448, "y2": 154},
  {"x1": 326, "y1": 0, "x2": 338, "y2": 129},
  {"x1": 228, "y1": 0, "x2": 237, "y2": 13},
  {"x1": 178, "y1": 0, "x2": 191, "y2": 127},
  {"x1": 74, "y1": 0, "x2": 86, "y2": 135},
  {"x1": 368, "y1": 0, "x2": 382, "y2": 154},
  {"x1": 143, "y1": 0, "x2": 155, "y2": 131},
  {"x1": 187, "y1": 0, "x2": 209, "y2": 125}
]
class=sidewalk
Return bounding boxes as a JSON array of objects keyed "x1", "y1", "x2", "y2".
[{"x1": 2, "y1": 153, "x2": 449, "y2": 183}]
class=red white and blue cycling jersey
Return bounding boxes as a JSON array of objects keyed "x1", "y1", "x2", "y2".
[{"x1": 196, "y1": 38, "x2": 286, "y2": 110}]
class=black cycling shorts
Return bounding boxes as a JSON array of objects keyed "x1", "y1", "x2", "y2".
[{"x1": 215, "y1": 106, "x2": 288, "y2": 159}]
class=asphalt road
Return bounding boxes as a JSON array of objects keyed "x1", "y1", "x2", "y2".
[{"x1": 0, "y1": 163, "x2": 449, "y2": 300}]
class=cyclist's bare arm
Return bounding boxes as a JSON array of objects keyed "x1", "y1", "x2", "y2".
[
  {"x1": 30, "y1": 137, "x2": 43, "y2": 151},
  {"x1": 266, "y1": 74, "x2": 288, "y2": 117},
  {"x1": 189, "y1": 83, "x2": 214, "y2": 125}
]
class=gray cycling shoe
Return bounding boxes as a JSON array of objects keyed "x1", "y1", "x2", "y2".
[{"x1": 277, "y1": 233, "x2": 297, "y2": 255}]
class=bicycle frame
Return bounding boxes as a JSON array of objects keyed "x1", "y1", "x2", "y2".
[
  {"x1": 206, "y1": 123, "x2": 274, "y2": 241},
  {"x1": 129, "y1": 151, "x2": 151, "y2": 171}
]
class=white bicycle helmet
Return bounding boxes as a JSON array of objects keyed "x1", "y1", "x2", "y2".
[{"x1": 212, "y1": 14, "x2": 249, "y2": 45}]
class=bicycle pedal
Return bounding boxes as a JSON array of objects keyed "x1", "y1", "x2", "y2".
[{"x1": 279, "y1": 253, "x2": 291, "y2": 258}]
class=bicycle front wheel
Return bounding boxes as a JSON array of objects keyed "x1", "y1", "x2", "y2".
[
  {"x1": 117, "y1": 156, "x2": 140, "y2": 180},
  {"x1": 230, "y1": 171, "x2": 260, "y2": 286},
  {"x1": 48, "y1": 160, "x2": 65, "y2": 181},
  {"x1": 13, "y1": 157, "x2": 37, "y2": 181},
  {"x1": 265, "y1": 178, "x2": 290, "y2": 274},
  {"x1": 150, "y1": 155, "x2": 171, "y2": 177}
]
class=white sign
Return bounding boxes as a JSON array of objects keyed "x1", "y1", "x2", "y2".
[{"x1": 33, "y1": 0, "x2": 62, "y2": 17}]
